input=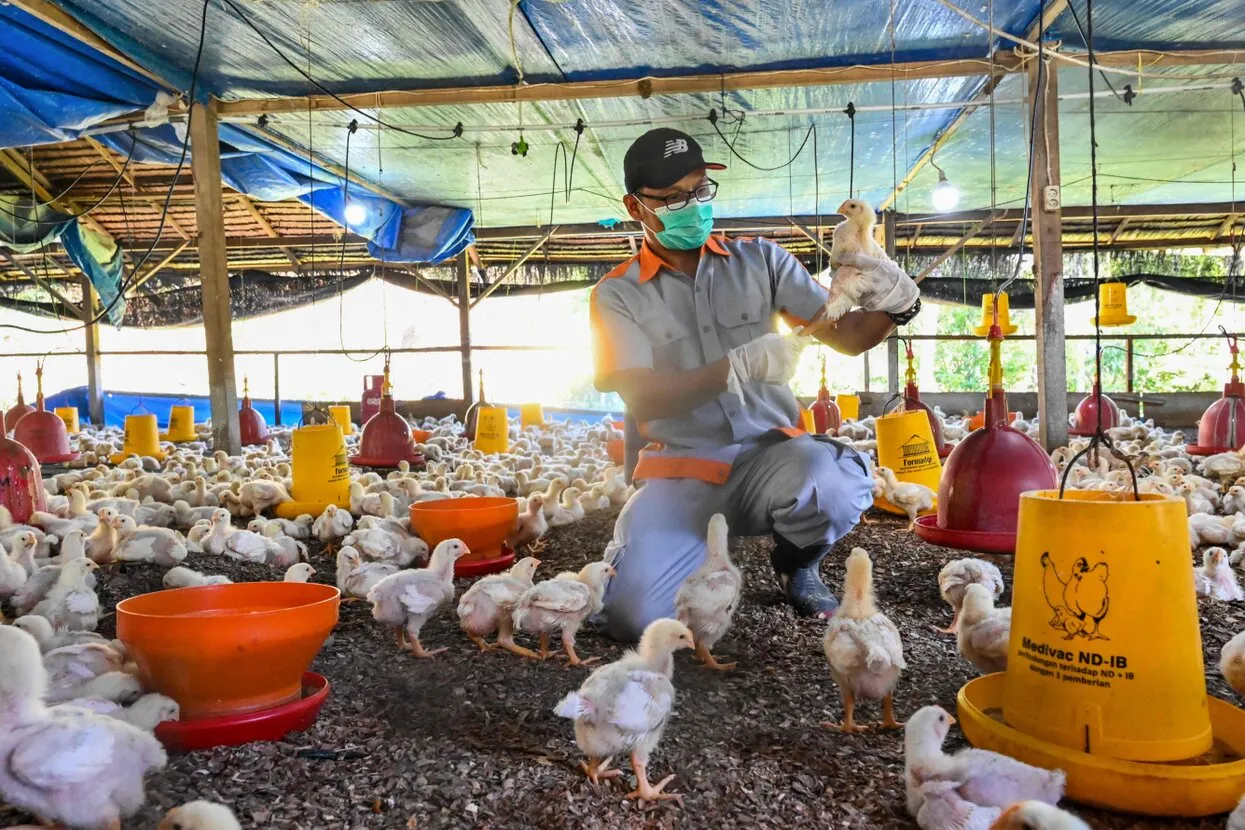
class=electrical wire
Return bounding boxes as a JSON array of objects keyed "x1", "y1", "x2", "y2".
[
  {"x1": 1063, "y1": 0, "x2": 1127, "y2": 103},
  {"x1": 215, "y1": 0, "x2": 463, "y2": 143},
  {"x1": 707, "y1": 110, "x2": 815, "y2": 172},
  {"x1": 0, "y1": 139, "x2": 138, "y2": 227}
]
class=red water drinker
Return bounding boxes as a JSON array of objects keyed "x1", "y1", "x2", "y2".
[
  {"x1": 13, "y1": 363, "x2": 79, "y2": 464},
  {"x1": 238, "y1": 377, "x2": 271, "y2": 446},
  {"x1": 809, "y1": 354, "x2": 841, "y2": 435},
  {"x1": 1189, "y1": 329, "x2": 1245, "y2": 455}
]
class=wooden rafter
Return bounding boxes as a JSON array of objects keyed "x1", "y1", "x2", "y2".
[
  {"x1": 128, "y1": 239, "x2": 193, "y2": 293},
  {"x1": 0, "y1": 148, "x2": 110, "y2": 236},
  {"x1": 83, "y1": 136, "x2": 192, "y2": 241},
  {"x1": 235, "y1": 196, "x2": 300, "y2": 270}
]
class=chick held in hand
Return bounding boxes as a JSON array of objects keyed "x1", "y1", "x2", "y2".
[
  {"x1": 957, "y1": 583, "x2": 1012, "y2": 674},
  {"x1": 368, "y1": 538, "x2": 469, "y2": 658},
  {"x1": 822, "y1": 547, "x2": 906, "y2": 733},
  {"x1": 674, "y1": 513, "x2": 742, "y2": 671},
  {"x1": 554, "y1": 618, "x2": 694, "y2": 803},
  {"x1": 905, "y1": 706, "x2": 1064, "y2": 818},
  {"x1": 513, "y1": 561, "x2": 615, "y2": 666},
  {"x1": 457, "y1": 556, "x2": 543, "y2": 657},
  {"x1": 936, "y1": 558, "x2": 1005, "y2": 635}
]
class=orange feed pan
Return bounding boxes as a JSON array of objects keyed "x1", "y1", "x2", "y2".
[
  {"x1": 116, "y1": 582, "x2": 340, "y2": 720},
  {"x1": 410, "y1": 496, "x2": 517, "y2": 562},
  {"x1": 411, "y1": 428, "x2": 432, "y2": 443}
]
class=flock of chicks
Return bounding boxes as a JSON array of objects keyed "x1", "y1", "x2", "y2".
[{"x1": 0, "y1": 401, "x2": 1243, "y2": 829}]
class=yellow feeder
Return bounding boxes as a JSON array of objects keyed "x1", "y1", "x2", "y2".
[
  {"x1": 835, "y1": 393, "x2": 860, "y2": 421},
  {"x1": 54, "y1": 406, "x2": 80, "y2": 435},
  {"x1": 972, "y1": 291, "x2": 1019, "y2": 336},
  {"x1": 799, "y1": 408, "x2": 816, "y2": 433},
  {"x1": 519, "y1": 403, "x2": 545, "y2": 430},
  {"x1": 1092, "y1": 282, "x2": 1137, "y2": 327},
  {"x1": 275, "y1": 423, "x2": 351, "y2": 519},
  {"x1": 161, "y1": 405, "x2": 198, "y2": 443},
  {"x1": 958, "y1": 490, "x2": 1245, "y2": 816},
  {"x1": 110, "y1": 414, "x2": 167, "y2": 463},
  {"x1": 329, "y1": 405, "x2": 355, "y2": 436},
  {"x1": 473, "y1": 405, "x2": 510, "y2": 455},
  {"x1": 872, "y1": 408, "x2": 941, "y2": 516}
]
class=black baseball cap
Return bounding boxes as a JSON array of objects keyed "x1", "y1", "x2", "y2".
[{"x1": 623, "y1": 128, "x2": 726, "y2": 195}]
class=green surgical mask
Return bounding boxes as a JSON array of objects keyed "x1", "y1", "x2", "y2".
[{"x1": 647, "y1": 201, "x2": 714, "y2": 251}]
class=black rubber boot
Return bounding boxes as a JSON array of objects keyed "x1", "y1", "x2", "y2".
[{"x1": 770, "y1": 533, "x2": 839, "y2": 619}]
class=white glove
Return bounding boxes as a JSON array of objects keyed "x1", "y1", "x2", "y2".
[
  {"x1": 836, "y1": 252, "x2": 920, "y2": 315},
  {"x1": 726, "y1": 332, "x2": 811, "y2": 398}
]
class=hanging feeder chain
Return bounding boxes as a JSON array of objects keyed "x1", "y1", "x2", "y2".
[{"x1": 844, "y1": 102, "x2": 856, "y2": 199}]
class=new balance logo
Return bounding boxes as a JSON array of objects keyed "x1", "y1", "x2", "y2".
[{"x1": 663, "y1": 139, "x2": 689, "y2": 157}]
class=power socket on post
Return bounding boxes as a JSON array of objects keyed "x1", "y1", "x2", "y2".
[{"x1": 1042, "y1": 185, "x2": 1061, "y2": 212}]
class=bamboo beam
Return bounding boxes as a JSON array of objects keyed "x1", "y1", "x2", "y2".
[
  {"x1": 470, "y1": 227, "x2": 557, "y2": 309},
  {"x1": 914, "y1": 221, "x2": 989, "y2": 282},
  {"x1": 457, "y1": 253, "x2": 473, "y2": 404},
  {"x1": 1217, "y1": 213, "x2": 1239, "y2": 240},
  {"x1": 0, "y1": 149, "x2": 110, "y2": 237},
  {"x1": 83, "y1": 137, "x2": 192, "y2": 241},
  {"x1": 129, "y1": 239, "x2": 193, "y2": 293},
  {"x1": 80, "y1": 275, "x2": 104, "y2": 425},
  {"x1": 235, "y1": 196, "x2": 300, "y2": 269}
]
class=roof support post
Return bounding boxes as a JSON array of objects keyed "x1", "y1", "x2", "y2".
[
  {"x1": 458, "y1": 252, "x2": 473, "y2": 405},
  {"x1": 190, "y1": 99, "x2": 241, "y2": 455},
  {"x1": 80, "y1": 275, "x2": 104, "y2": 426},
  {"x1": 884, "y1": 211, "x2": 901, "y2": 397},
  {"x1": 1029, "y1": 61, "x2": 1068, "y2": 451}
]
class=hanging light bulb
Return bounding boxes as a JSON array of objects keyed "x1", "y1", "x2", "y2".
[
  {"x1": 931, "y1": 162, "x2": 961, "y2": 213},
  {"x1": 344, "y1": 202, "x2": 368, "y2": 226}
]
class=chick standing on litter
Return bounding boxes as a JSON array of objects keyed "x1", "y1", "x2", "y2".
[
  {"x1": 674, "y1": 513, "x2": 742, "y2": 671},
  {"x1": 905, "y1": 706, "x2": 1065, "y2": 818},
  {"x1": 1194, "y1": 546, "x2": 1244, "y2": 601},
  {"x1": 368, "y1": 538, "x2": 469, "y2": 658},
  {"x1": 957, "y1": 583, "x2": 1012, "y2": 674},
  {"x1": 457, "y1": 556, "x2": 542, "y2": 657},
  {"x1": 335, "y1": 546, "x2": 398, "y2": 601},
  {"x1": 313, "y1": 503, "x2": 355, "y2": 553},
  {"x1": 513, "y1": 561, "x2": 616, "y2": 666},
  {"x1": 822, "y1": 547, "x2": 906, "y2": 732},
  {"x1": 505, "y1": 493, "x2": 548, "y2": 553},
  {"x1": 0, "y1": 626, "x2": 168, "y2": 830},
  {"x1": 936, "y1": 558, "x2": 1005, "y2": 634},
  {"x1": 554, "y1": 618, "x2": 694, "y2": 802},
  {"x1": 874, "y1": 466, "x2": 935, "y2": 530},
  {"x1": 283, "y1": 562, "x2": 316, "y2": 582}
]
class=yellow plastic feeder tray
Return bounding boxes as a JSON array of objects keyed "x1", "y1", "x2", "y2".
[
  {"x1": 1092, "y1": 282, "x2": 1137, "y2": 327},
  {"x1": 275, "y1": 424, "x2": 350, "y2": 519},
  {"x1": 956, "y1": 489, "x2": 1245, "y2": 817},
  {"x1": 329, "y1": 405, "x2": 355, "y2": 436},
  {"x1": 473, "y1": 405, "x2": 509, "y2": 455},
  {"x1": 110, "y1": 414, "x2": 167, "y2": 463},
  {"x1": 973, "y1": 291, "x2": 1019, "y2": 337},
  {"x1": 161, "y1": 404, "x2": 198, "y2": 443},
  {"x1": 873, "y1": 408, "x2": 941, "y2": 517},
  {"x1": 835, "y1": 393, "x2": 860, "y2": 422}
]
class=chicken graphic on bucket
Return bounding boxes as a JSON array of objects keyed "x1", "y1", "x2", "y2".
[{"x1": 1040, "y1": 553, "x2": 1110, "y2": 641}]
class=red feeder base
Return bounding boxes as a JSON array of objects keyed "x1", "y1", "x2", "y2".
[
  {"x1": 239, "y1": 399, "x2": 271, "y2": 446},
  {"x1": 1189, "y1": 381, "x2": 1245, "y2": 455},
  {"x1": 913, "y1": 515, "x2": 1016, "y2": 554},
  {"x1": 351, "y1": 396, "x2": 424, "y2": 470},
  {"x1": 455, "y1": 545, "x2": 516, "y2": 578},
  {"x1": 154, "y1": 672, "x2": 330, "y2": 752},
  {"x1": 4, "y1": 403, "x2": 34, "y2": 432},
  {"x1": 13, "y1": 410, "x2": 79, "y2": 464},
  {"x1": 0, "y1": 435, "x2": 46, "y2": 523},
  {"x1": 1069, "y1": 383, "x2": 1120, "y2": 437}
]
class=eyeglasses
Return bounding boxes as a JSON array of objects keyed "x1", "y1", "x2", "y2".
[{"x1": 634, "y1": 178, "x2": 718, "y2": 212}]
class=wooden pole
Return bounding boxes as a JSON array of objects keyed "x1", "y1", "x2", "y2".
[
  {"x1": 884, "y1": 211, "x2": 900, "y2": 396},
  {"x1": 1125, "y1": 337, "x2": 1134, "y2": 394},
  {"x1": 189, "y1": 99, "x2": 241, "y2": 455},
  {"x1": 458, "y1": 252, "x2": 473, "y2": 405},
  {"x1": 273, "y1": 354, "x2": 282, "y2": 426},
  {"x1": 80, "y1": 275, "x2": 104, "y2": 426},
  {"x1": 1029, "y1": 62, "x2": 1068, "y2": 451}
]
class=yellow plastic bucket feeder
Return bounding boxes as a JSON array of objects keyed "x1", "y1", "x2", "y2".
[
  {"x1": 473, "y1": 406, "x2": 510, "y2": 455},
  {"x1": 519, "y1": 403, "x2": 545, "y2": 430},
  {"x1": 275, "y1": 423, "x2": 351, "y2": 519},
  {"x1": 957, "y1": 489, "x2": 1245, "y2": 817},
  {"x1": 872, "y1": 408, "x2": 941, "y2": 516},
  {"x1": 329, "y1": 405, "x2": 355, "y2": 436},
  {"x1": 54, "y1": 406, "x2": 80, "y2": 435},
  {"x1": 111, "y1": 414, "x2": 166, "y2": 463},
  {"x1": 1092, "y1": 282, "x2": 1137, "y2": 327},
  {"x1": 835, "y1": 393, "x2": 860, "y2": 421},
  {"x1": 161, "y1": 405, "x2": 198, "y2": 443},
  {"x1": 799, "y1": 408, "x2": 816, "y2": 433},
  {"x1": 973, "y1": 291, "x2": 1019, "y2": 336}
]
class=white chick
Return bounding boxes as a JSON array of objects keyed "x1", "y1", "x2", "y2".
[
  {"x1": 913, "y1": 779, "x2": 1001, "y2": 830},
  {"x1": 0, "y1": 537, "x2": 29, "y2": 612},
  {"x1": 283, "y1": 563, "x2": 317, "y2": 583},
  {"x1": 457, "y1": 556, "x2": 542, "y2": 657},
  {"x1": 674, "y1": 513, "x2": 742, "y2": 671},
  {"x1": 221, "y1": 525, "x2": 281, "y2": 564},
  {"x1": 905, "y1": 706, "x2": 1064, "y2": 817},
  {"x1": 312, "y1": 503, "x2": 354, "y2": 551},
  {"x1": 261, "y1": 523, "x2": 306, "y2": 569},
  {"x1": 335, "y1": 546, "x2": 398, "y2": 601},
  {"x1": 554, "y1": 618, "x2": 694, "y2": 802},
  {"x1": 12, "y1": 615, "x2": 119, "y2": 654},
  {"x1": 876, "y1": 466, "x2": 935, "y2": 530},
  {"x1": 1220, "y1": 629, "x2": 1245, "y2": 697},
  {"x1": 1231, "y1": 791, "x2": 1245, "y2": 830},
  {"x1": 0, "y1": 626, "x2": 167, "y2": 830},
  {"x1": 344, "y1": 525, "x2": 427, "y2": 568},
  {"x1": 238, "y1": 479, "x2": 291, "y2": 516},
  {"x1": 513, "y1": 561, "x2": 616, "y2": 666},
  {"x1": 162, "y1": 566, "x2": 233, "y2": 589},
  {"x1": 200, "y1": 509, "x2": 235, "y2": 557},
  {"x1": 368, "y1": 539, "x2": 469, "y2": 658},
  {"x1": 822, "y1": 198, "x2": 889, "y2": 321},
  {"x1": 159, "y1": 800, "x2": 242, "y2": 830},
  {"x1": 990, "y1": 801, "x2": 1092, "y2": 829},
  {"x1": 957, "y1": 583, "x2": 1012, "y2": 674},
  {"x1": 505, "y1": 493, "x2": 548, "y2": 552},
  {"x1": 1189, "y1": 513, "x2": 1234, "y2": 548},
  {"x1": 549, "y1": 486, "x2": 586, "y2": 527},
  {"x1": 267, "y1": 513, "x2": 314, "y2": 540},
  {"x1": 68, "y1": 693, "x2": 180, "y2": 733},
  {"x1": 936, "y1": 558, "x2": 1005, "y2": 634},
  {"x1": 1194, "y1": 547, "x2": 1244, "y2": 601},
  {"x1": 43, "y1": 642, "x2": 128, "y2": 703},
  {"x1": 111, "y1": 515, "x2": 187, "y2": 567},
  {"x1": 822, "y1": 547, "x2": 906, "y2": 732},
  {"x1": 30, "y1": 558, "x2": 101, "y2": 632}
]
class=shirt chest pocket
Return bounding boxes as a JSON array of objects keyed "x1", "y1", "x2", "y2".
[
  {"x1": 637, "y1": 311, "x2": 696, "y2": 371},
  {"x1": 712, "y1": 288, "x2": 772, "y2": 348}
]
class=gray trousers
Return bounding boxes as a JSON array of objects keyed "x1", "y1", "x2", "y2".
[{"x1": 600, "y1": 433, "x2": 874, "y2": 641}]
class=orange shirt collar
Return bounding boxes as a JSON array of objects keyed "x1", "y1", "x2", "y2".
[{"x1": 636, "y1": 234, "x2": 732, "y2": 283}]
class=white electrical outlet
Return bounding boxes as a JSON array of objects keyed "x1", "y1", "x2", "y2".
[{"x1": 1043, "y1": 185, "x2": 1061, "y2": 212}]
